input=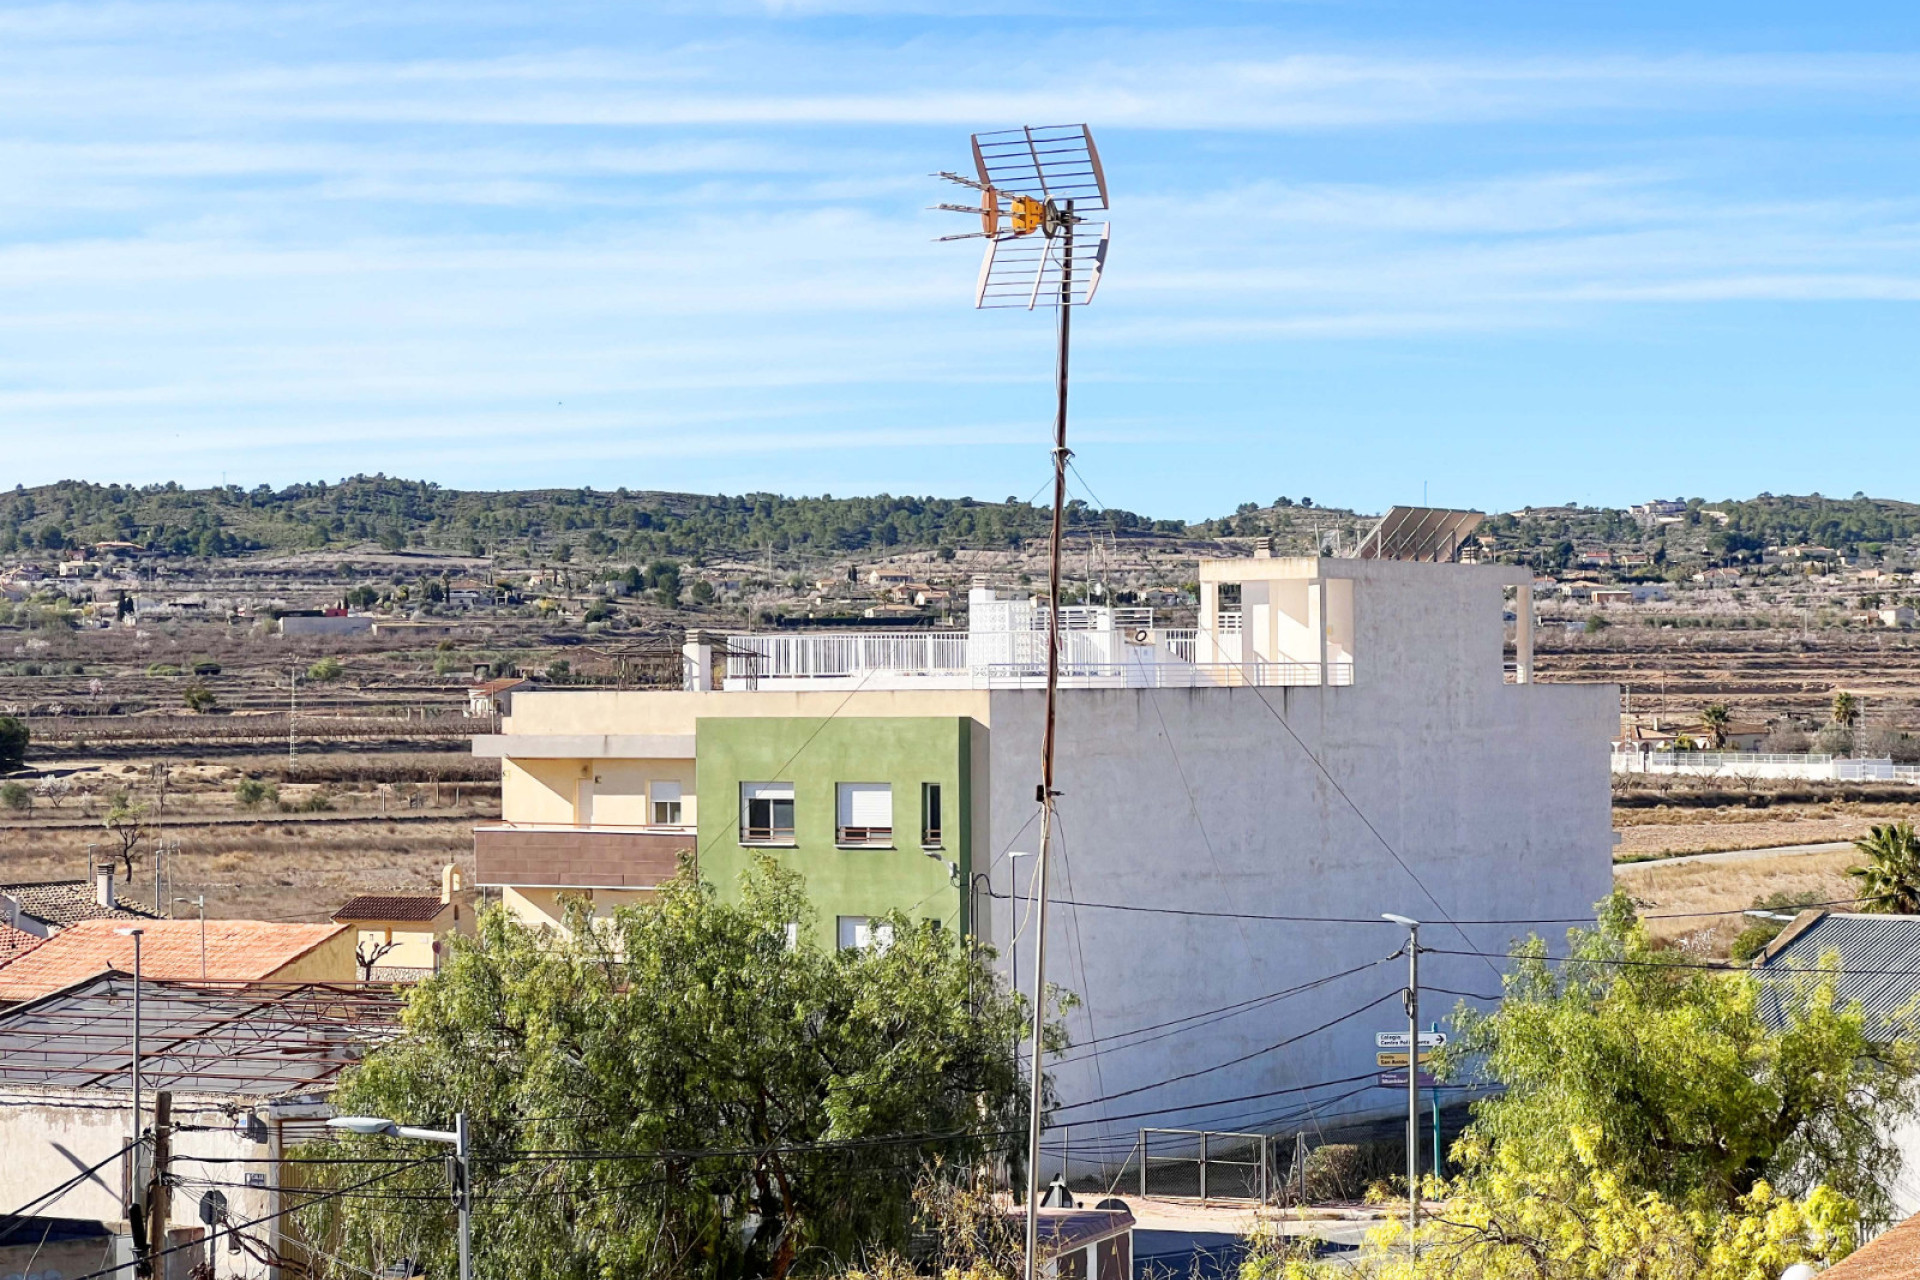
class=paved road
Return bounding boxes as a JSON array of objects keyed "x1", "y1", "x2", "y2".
[{"x1": 1615, "y1": 840, "x2": 1854, "y2": 871}]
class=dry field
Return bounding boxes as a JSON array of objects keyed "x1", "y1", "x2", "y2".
[
  {"x1": 0, "y1": 749, "x2": 497, "y2": 921},
  {"x1": 1613, "y1": 799, "x2": 1920, "y2": 859},
  {"x1": 0, "y1": 814, "x2": 481, "y2": 922},
  {"x1": 1614, "y1": 848, "x2": 1863, "y2": 955}
]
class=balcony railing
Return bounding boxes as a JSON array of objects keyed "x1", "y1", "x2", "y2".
[
  {"x1": 473, "y1": 822, "x2": 694, "y2": 889},
  {"x1": 836, "y1": 825, "x2": 894, "y2": 848},
  {"x1": 979, "y1": 662, "x2": 1353, "y2": 688},
  {"x1": 741, "y1": 825, "x2": 796, "y2": 845}
]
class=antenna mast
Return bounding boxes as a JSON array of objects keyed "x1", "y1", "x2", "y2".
[{"x1": 935, "y1": 123, "x2": 1110, "y2": 1280}]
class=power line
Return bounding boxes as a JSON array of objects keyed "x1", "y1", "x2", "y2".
[
  {"x1": 1055, "y1": 956, "x2": 1395, "y2": 1063},
  {"x1": 1052, "y1": 989, "x2": 1402, "y2": 1112},
  {"x1": 52, "y1": 1157, "x2": 438, "y2": 1280},
  {"x1": 1246, "y1": 683, "x2": 1503, "y2": 977}
]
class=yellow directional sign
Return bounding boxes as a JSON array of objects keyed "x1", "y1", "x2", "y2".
[{"x1": 1376, "y1": 1051, "x2": 1434, "y2": 1068}]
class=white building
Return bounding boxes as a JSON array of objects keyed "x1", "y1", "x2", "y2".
[{"x1": 476, "y1": 553, "x2": 1615, "y2": 1176}]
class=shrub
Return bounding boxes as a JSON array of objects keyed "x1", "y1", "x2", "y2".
[
  {"x1": 146, "y1": 663, "x2": 181, "y2": 677},
  {"x1": 1302, "y1": 1143, "x2": 1368, "y2": 1202},
  {"x1": 307, "y1": 656, "x2": 345, "y2": 682},
  {"x1": 0, "y1": 716, "x2": 27, "y2": 771},
  {"x1": 182, "y1": 682, "x2": 217, "y2": 713},
  {"x1": 234, "y1": 778, "x2": 278, "y2": 810},
  {"x1": 0, "y1": 781, "x2": 31, "y2": 812},
  {"x1": 192, "y1": 660, "x2": 221, "y2": 676}
]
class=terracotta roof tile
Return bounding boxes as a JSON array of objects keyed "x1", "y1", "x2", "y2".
[
  {"x1": 0, "y1": 918, "x2": 348, "y2": 1003},
  {"x1": 333, "y1": 895, "x2": 447, "y2": 923},
  {"x1": 1825, "y1": 1212, "x2": 1920, "y2": 1280},
  {"x1": 0, "y1": 923, "x2": 45, "y2": 966},
  {"x1": 0, "y1": 880, "x2": 159, "y2": 928}
]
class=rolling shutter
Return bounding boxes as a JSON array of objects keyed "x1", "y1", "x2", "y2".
[{"x1": 837, "y1": 783, "x2": 892, "y2": 830}]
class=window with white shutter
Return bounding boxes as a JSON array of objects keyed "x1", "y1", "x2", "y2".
[{"x1": 836, "y1": 783, "x2": 893, "y2": 847}]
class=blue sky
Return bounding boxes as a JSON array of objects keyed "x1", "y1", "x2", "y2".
[{"x1": 3, "y1": 2, "x2": 1920, "y2": 518}]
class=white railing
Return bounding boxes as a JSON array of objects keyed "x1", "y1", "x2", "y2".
[
  {"x1": 1610, "y1": 752, "x2": 1919, "y2": 784},
  {"x1": 980, "y1": 662, "x2": 1352, "y2": 688},
  {"x1": 725, "y1": 632, "x2": 969, "y2": 681},
  {"x1": 1163, "y1": 629, "x2": 1198, "y2": 663}
]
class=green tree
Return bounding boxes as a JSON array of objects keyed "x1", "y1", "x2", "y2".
[
  {"x1": 1849, "y1": 822, "x2": 1920, "y2": 914},
  {"x1": 1833, "y1": 690, "x2": 1859, "y2": 728},
  {"x1": 300, "y1": 860, "x2": 1038, "y2": 1280},
  {"x1": 234, "y1": 778, "x2": 278, "y2": 810},
  {"x1": 182, "y1": 682, "x2": 217, "y2": 713},
  {"x1": 0, "y1": 715, "x2": 27, "y2": 770},
  {"x1": 689, "y1": 579, "x2": 716, "y2": 605},
  {"x1": 307, "y1": 656, "x2": 345, "y2": 682},
  {"x1": 1445, "y1": 893, "x2": 1919, "y2": 1227},
  {"x1": 0, "y1": 780, "x2": 31, "y2": 812},
  {"x1": 101, "y1": 792, "x2": 149, "y2": 880},
  {"x1": 1701, "y1": 702, "x2": 1732, "y2": 749}
]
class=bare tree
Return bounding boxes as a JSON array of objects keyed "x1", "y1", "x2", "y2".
[{"x1": 356, "y1": 937, "x2": 399, "y2": 981}]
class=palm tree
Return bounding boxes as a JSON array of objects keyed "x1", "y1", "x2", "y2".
[
  {"x1": 1701, "y1": 703, "x2": 1732, "y2": 750},
  {"x1": 1833, "y1": 690, "x2": 1860, "y2": 729},
  {"x1": 1849, "y1": 822, "x2": 1920, "y2": 914}
]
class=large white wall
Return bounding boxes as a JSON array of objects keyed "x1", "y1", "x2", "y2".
[{"x1": 980, "y1": 561, "x2": 1617, "y2": 1175}]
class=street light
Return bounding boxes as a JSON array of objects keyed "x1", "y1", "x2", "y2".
[
  {"x1": 114, "y1": 927, "x2": 145, "y2": 1149},
  {"x1": 325, "y1": 1114, "x2": 471, "y2": 1280},
  {"x1": 1382, "y1": 913, "x2": 1421, "y2": 1255}
]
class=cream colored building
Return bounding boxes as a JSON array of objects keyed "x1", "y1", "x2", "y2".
[{"x1": 330, "y1": 864, "x2": 477, "y2": 978}]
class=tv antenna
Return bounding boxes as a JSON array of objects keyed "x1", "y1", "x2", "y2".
[{"x1": 935, "y1": 123, "x2": 1110, "y2": 1280}]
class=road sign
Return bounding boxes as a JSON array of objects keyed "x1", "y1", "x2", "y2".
[
  {"x1": 1376, "y1": 1031, "x2": 1446, "y2": 1050},
  {"x1": 1376, "y1": 1070, "x2": 1437, "y2": 1089},
  {"x1": 1376, "y1": 1051, "x2": 1434, "y2": 1068}
]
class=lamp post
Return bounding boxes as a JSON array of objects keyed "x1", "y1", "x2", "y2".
[
  {"x1": 1383, "y1": 913, "x2": 1421, "y2": 1257},
  {"x1": 114, "y1": 927, "x2": 145, "y2": 1147},
  {"x1": 327, "y1": 1114, "x2": 470, "y2": 1280}
]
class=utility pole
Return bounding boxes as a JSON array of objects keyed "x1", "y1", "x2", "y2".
[
  {"x1": 148, "y1": 1092, "x2": 172, "y2": 1275},
  {"x1": 288, "y1": 669, "x2": 298, "y2": 767},
  {"x1": 1023, "y1": 198, "x2": 1074, "y2": 1280},
  {"x1": 116, "y1": 925, "x2": 145, "y2": 1235},
  {"x1": 1383, "y1": 913, "x2": 1421, "y2": 1256}
]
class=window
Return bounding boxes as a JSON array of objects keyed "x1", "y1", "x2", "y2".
[
  {"x1": 651, "y1": 781, "x2": 683, "y2": 827},
  {"x1": 836, "y1": 782, "x2": 893, "y2": 847},
  {"x1": 740, "y1": 782, "x2": 795, "y2": 844},
  {"x1": 921, "y1": 783, "x2": 943, "y2": 848},
  {"x1": 837, "y1": 916, "x2": 895, "y2": 952},
  {"x1": 1216, "y1": 582, "x2": 1242, "y2": 612}
]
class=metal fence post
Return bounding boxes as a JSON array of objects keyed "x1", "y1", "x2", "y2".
[
  {"x1": 1199, "y1": 1130, "x2": 1208, "y2": 1202},
  {"x1": 1139, "y1": 1129, "x2": 1147, "y2": 1198}
]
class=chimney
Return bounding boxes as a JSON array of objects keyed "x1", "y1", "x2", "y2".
[
  {"x1": 441, "y1": 863, "x2": 464, "y2": 906},
  {"x1": 94, "y1": 862, "x2": 116, "y2": 908}
]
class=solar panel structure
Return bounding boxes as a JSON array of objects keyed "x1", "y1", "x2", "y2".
[{"x1": 0, "y1": 973, "x2": 404, "y2": 1097}]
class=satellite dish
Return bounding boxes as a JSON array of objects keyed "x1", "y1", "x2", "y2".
[{"x1": 1095, "y1": 1197, "x2": 1129, "y2": 1212}]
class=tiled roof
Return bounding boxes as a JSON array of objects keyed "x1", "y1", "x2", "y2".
[
  {"x1": 0, "y1": 923, "x2": 45, "y2": 966},
  {"x1": 1754, "y1": 912, "x2": 1920, "y2": 1035},
  {"x1": 0, "y1": 918, "x2": 348, "y2": 1004},
  {"x1": 0, "y1": 880, "x2": 159, "y2": 928},
  {"x1": 1825, "y1": 1211, "x2": 1920, "y2": 1280},
  {"x1": 333, "y1": 895, "x2": 447, "y2": 923}
]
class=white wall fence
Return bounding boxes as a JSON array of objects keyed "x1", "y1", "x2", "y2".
[{"x1": 1614, "y1": 751, "x2": 1920, "y2": 784}]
